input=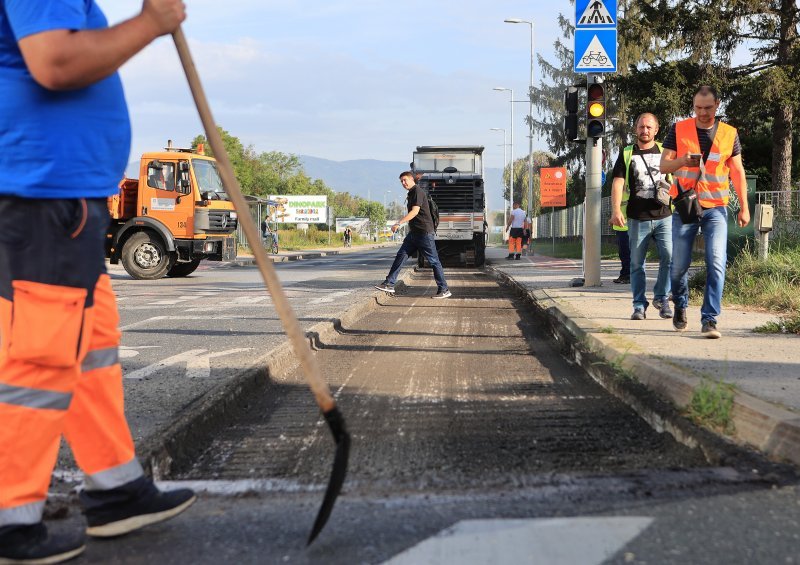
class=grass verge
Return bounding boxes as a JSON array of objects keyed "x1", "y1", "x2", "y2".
[{"x1": 686, "y1": 378, "x2": 736, "y2": 434}]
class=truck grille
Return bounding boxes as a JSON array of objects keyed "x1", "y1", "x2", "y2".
[
  {"x1": 419, "y1": 176, "x2": 484, "y2": 212},
  {"x1": 208, "y1": 211, "x2": 238, "y2": 233}
]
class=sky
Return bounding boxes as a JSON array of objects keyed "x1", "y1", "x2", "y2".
[{"x1": 98, "y1": 1, "x2": 571, "y2": 173}]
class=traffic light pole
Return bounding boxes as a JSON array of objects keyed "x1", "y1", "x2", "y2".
[{"x1": 583, "y1": 73, "x2": 603, "y2": 287}]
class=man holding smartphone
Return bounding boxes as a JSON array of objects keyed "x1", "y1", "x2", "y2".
[{"x1": 660, "y1": 85, "x2": 750, "y2": 338}]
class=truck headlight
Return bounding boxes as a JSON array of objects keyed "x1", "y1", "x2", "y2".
[
  {"x1": 230, "y1": 212, "x2": 238, "y2": 219},
  {"x1": 204, "y1": 242, "x2": 216, "y2": 253}
]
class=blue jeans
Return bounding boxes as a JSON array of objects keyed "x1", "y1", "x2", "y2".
[
  {"x1": 670, "y1": 207, "x2": 728, "y2": 323},
  {"x1": 615, "y1": 230, "x2": 630, "y2": 277},
  {"x1": 384, "y1": 232, "x2": 448, "y2": 291},
  {"x1": 628, "y1": 217, "x2": 672, "y2": 311}
]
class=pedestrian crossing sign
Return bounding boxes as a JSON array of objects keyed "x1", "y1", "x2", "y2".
[
  {"x1": 575, "y1": 0, "x2": 617, "y2": 27},
  {"x1": 574, "y1": 29, "x2": 617, "y2": 72}
]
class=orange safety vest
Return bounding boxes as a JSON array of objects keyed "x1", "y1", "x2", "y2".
[{"x1": 670, "y1": 118, "x2": 737, "y2": 208}]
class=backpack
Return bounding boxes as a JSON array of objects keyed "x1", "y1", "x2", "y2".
[{"x1": 428, "y1": 195, "x2": 440, "y2": 232}]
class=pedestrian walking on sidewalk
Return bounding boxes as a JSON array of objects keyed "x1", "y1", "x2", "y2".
[
  {"x1": 611, "y1": 223, "x2": 631, "y2": 284},
  {"x1": 660, "y1": 85, "x2": 750, "y2": 338},
  {"x1": 374, "y1": 172, "x2": 451, "y2": 298},
  {"x1": 610, "y1": 113, "x2": 674, "y2": 321},
  {"x1": 505, "y1": 202, "x2": 526, "y2": 260},
  {"x1": 0, "y1": 2, "x2": 196, "y2": 563}
]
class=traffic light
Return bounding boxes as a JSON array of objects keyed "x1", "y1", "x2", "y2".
[
  {"x1": 586, "y1": 81, "x2": 606, "y2": 138},
  {"x1": 564, "y1": 86, "x2": 580, "y2": 141}
]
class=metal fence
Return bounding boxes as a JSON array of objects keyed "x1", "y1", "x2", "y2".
[
  {"x1": 532, "y1": 190, "x2": 800, "y2": 240},
  {"x1": 530, "y1": 196, "x2": 615, "y2": 240}
]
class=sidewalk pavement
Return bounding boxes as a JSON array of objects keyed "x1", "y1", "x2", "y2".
[
  {"x1": 486, "y1": 245, "x2": 800, "y2": 467},
  {"x1": 231, "y1": 240, "x2": 398, "y2": 265}
]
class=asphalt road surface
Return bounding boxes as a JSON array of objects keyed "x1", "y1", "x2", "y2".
[{"x1": 51, "y1": 251, "x2": 799, "y2": 564}]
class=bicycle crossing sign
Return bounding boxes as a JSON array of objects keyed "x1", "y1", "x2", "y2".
[{"x1": 574, "y1": 29, "x2": 617, "y2": 72}]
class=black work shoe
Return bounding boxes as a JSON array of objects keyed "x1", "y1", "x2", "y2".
[
  {"x1": 84, "y1": 484, "x2": 196, "y2": 538},
  {"x1": 701, "y1": 320, "x2": 722, "y2": 339},
  {"x1": 506, "y1": 254, "x2": 514, "y2": 259},
  {"x1": 673, "y1": 306, "x2": 688, "y2": 331},
  {"x1": 653, "y1": 298, "x2": 673, "y2": 319},
  {"x1": 432, "y1": 288, "x2": 452, "y2": 299},
  {"x1": 613, "y1": 276, "x2": 630, "y2": 284},
  {"x1": 0, "y1": 523, "x2": 85, "y2": 564},
  {"x1": 515, "y1": 254, "x2": 521, "y2": 260},
  {"x1": 374, "y1": 282, "x2": 395, "y2": 293}
]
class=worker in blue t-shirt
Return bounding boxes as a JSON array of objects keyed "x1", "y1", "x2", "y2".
[{"x1": 0, "y1": 1, "x2": 196, "y2": 563}]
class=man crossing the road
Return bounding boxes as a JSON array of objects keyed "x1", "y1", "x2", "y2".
[{"x1": 374, "y1": 172, "x2": 451, "y2": 298}]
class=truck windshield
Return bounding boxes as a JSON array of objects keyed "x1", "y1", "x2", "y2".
[
  {"x1": 413, "y1": 153, "x2": 481, "y2": 173},
  {"x1": 192, "y1": 159, "x2": 229, "y2": 200}
]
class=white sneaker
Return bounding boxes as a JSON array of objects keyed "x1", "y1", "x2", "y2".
[{"x1": 432, "y1": 289, "x2": 451, "y2": 299}]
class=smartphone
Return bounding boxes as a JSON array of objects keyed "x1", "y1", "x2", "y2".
[{"x1": 687, "y1": 153, "x2": 702, "y2": 159}]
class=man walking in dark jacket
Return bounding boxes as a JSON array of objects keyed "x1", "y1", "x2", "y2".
[{"x1": 374, "y1": 171, "x2": 451, "y2": 298}]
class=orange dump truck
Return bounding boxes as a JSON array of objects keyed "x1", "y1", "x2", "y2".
[{"x1": 106, "y1": 143, "x2": 238, "y2": 279}]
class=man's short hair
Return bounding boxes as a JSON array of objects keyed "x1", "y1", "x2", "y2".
[
  {"x1": 634, "y1": 112, "x2": 659, "y2": 128},
  {"x1": 399, "y1": 171, "x2": 414, "y2": 180},
  {"x1": 693, "y1": 85, "x2": 719, "y2": 101}
]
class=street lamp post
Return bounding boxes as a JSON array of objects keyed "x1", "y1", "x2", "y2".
[
  {"x1": 490, "y1": 127, "x2": 508, "y2": 236},
  {"x1": 504, "y1": 17, "x2": 535, "y2": 230},
  {"x1": 493, "y1": 87, "x2": 514, "y2": 207}
]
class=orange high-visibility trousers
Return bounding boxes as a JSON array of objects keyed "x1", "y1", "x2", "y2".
[
  {"x1": 508, "y1": 237, "x2": 522, "y2": 254},
  {"x1": 0, "y1": 198, "x2": 142, "y2": 528}
]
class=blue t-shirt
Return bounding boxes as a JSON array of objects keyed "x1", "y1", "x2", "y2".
[{"x1": 0, "y1": 0, "x2": 131, "y2": 198}]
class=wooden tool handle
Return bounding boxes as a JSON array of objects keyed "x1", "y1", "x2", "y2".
[{"x1": 172, "y1": 27, "x2": 335, "y2": 412}]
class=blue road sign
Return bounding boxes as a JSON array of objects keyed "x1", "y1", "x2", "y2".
[
  {"x1": 574, "y1": 28, "x2": 617, "y2": 73},
  {"x1": 575, "y1": 0, "x2": 617, "y2": 27}
]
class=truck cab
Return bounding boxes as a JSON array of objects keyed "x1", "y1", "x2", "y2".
[
  {"x1": 106, "y1": 143, "x2": 238, "y2": 279},
  {"x1": 412, "y1": 146, "x2": 486, "y2": 267}
]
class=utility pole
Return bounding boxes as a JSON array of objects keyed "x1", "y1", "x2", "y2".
[{"x1": 583, "y1": 73, "x2": 605, "y2": 287}]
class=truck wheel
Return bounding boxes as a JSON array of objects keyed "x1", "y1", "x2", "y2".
[
  {"x1": 121, "y1": 231, "x2": 174, "y2": 280},
  {"x1": 474, "y1": 243, "x2": 486, "y2": 267},
  {"x1": 167, "y1": 258, "x2": 202, "y2": 278}
]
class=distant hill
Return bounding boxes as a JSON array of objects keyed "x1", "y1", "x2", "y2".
[{"x1": 299, "y1": 155, "x2": 505, "y2": 211}]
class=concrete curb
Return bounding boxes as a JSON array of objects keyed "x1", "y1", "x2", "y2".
[
  {"x1": 138, "y1": 267, "x2": 413, "y2": 479},
  {"x1": 488, "y1": 265, "x2": 800, "y2": 468}
]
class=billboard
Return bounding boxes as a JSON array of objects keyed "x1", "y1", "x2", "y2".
[
  {"x1": 335, "y1": 217, "x2": 370, "y2": 235},
  {"x1": 267, "y1": 195, "x2": 328, "y2": 224}
]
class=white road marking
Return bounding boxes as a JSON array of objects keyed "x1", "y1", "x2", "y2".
[
  {"x1": 382, "y1": 517, "x2": 653, "y2": 565},
  {"x1": 124, "y1": 348, "x2": 252, "y2": 380},
  {"x1": 119, "y1": 345, "x2": 160, "y2": 359},
  {"x1": 310, "y1": 290, "x2": 351, "y2": 304},
  {"x1": 119, "y1": 315, "x2": 239, "y2": 331},
  {"x1": 185, "y1": 348, "x2": 252, "y2": 379}
]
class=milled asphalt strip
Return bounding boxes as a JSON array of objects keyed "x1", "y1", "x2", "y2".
[
  {"x1": 137, "y1": 270, "x2": 414, "y2": 480},
  {"x1": 487, "y1": 265, "x2": 800, "y2": 471}
]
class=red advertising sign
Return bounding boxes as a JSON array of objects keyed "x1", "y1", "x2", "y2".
[{"x1": 540, "y1": 167, "x2": 567, "y2": 207}]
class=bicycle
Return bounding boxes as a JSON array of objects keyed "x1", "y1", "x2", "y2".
[
  {"x1": 581, "y1": 51, "x2": 608, "y2": 65},
  {"x1": 263, "y1": 233, "x2": 279, "y2": 255}
]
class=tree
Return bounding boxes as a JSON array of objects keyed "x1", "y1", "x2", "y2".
[
  {"x1": 616, "y1": 0, "x2": 800, "y2": 192},
  {"x1": 357, "y1": 200, "x2": 386, "y2": 239}
]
